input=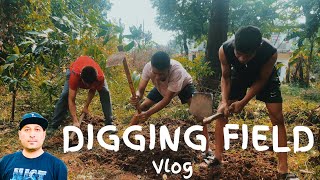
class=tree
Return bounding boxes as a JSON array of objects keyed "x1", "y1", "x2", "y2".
[
  {"x1": 151, "y1": 0, "x2": 211, "y2": 55},
  {"x1": 0, "y1": 0, "x2": 118, "y2": 121},
  {"x1": 298, "y1": 0, "x2": 319, "y2": 86},
  {"x1": 204, "y1": 0, "x2": 230, "y2": 90},
  {"x1": 124, "y1": 24, "x2": 153, "y2": 50},
  {"x1": 151, "y1": 0, "x2": 282, "y2": 90},
  {"x1": 0, "y1": 0, "x2": 33, "y2": 122},
  {"x1": 0, "y1": 0, "x2": 30, "y2": 60},
  {"x1": 285, "y1": 0, "x2": 320, "y2": 86},
  {"x1": 229, "y1": 0, "x2": 279, "y2": 36},
  {"x1": 151, "y1": 0, "x2": 317, "y2": 89}
]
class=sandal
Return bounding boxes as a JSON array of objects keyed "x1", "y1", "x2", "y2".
[
  {"x1": 278, "y1": 173, "x2": 299, "y2": 180},
  {"x1": 202, "y1": 150, "x2": 214, "y2": 159}
]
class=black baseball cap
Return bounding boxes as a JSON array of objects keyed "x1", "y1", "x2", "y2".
[{"x1": 19, "y1": 112, "x2": 48, "y2": 130}]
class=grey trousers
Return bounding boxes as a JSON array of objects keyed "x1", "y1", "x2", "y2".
[{"x1": 51, "y1": 70, "x2": 113, "y2": 128}]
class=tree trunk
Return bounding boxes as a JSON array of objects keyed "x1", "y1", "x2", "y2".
[
  {"x1": 305, "y1": 38, "x2": 314, "y2": 87},
  {"x1": 285, "y1": 62, "x2": 290, "y2": 83},
  {"x1": 11, "y1": 89, "x2": 16, "y2": 123},
  {"x1": 298, "y1": 58, "x2": 304, "y2": 85},
  {"x1": 183, "y1": 35, "x2": 189, "y2": 56},
  {"x1": 203, "y1": 0, "x2": 229, "y2": 91},
  {"x1": 293, "y1": 57, "x2": 302, "y2": 82}
]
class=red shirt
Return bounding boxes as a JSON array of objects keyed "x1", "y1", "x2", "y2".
[{"x1": 69, "y1": 56, "x2": 105, "y2": 91}]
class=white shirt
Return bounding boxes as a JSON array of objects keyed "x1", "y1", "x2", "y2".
[{"x1": 141, "y1": 59, "x2": 193, "y2": 97}]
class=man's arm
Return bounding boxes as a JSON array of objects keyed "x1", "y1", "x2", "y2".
[
  {"x1": 218, "y1": 46, "x2": 232, "y2": 116},
  {"x1": 83, "y1": 89, "x2": 96, "y2": 114},
  {"x1": 219, "y1": 46, "x2": 231, "y2": 104},
  {"x1": 241, "y1": 52, "x2": 278, "y2": 105},
  {"x1": 68, "y1": 88, "x2": 80, "y2": 127},
  {"x1": 130, "y1": 79, "x2": 148, "y2": 107},
  {"x1": 136, "y1": 79, "x2": 148, "y2": 99}
]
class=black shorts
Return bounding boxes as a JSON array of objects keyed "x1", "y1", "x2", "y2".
[
  {"x1": 229, "y1": 75, "x2": 283, "y2": 103},
  {"x1": 147, "y1": 84, "x2": 196, "y2": 104}
]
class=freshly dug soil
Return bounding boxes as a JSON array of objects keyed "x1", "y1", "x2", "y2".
[{"x1": 46, "y1": 115, "x2": 279, "y2": 179}]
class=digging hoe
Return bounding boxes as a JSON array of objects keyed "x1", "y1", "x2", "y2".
[
  {"x1": 106, "y1": 46, "x2": 141, "y2": 125},
  {"x1": 69, "y1": 112, "x2": 86, "y2": 145}
]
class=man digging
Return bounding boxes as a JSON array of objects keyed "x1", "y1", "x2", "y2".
[
  {"x1": 129, "y1": 51, "x2": 212, "y2": 156},
  {"x1": 212, "y1": 25, "x2": 298, "y2": 179},
  {"x1": 48, "y1": 56, "x2": 115, "y2": 134}
]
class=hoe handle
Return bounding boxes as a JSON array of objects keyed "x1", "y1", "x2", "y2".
[
  {"x1": 70, "y1": 113, "x2": 85, "y2": 141},
  {"x1": 203, "y1": 113, "x2": 224, "y2": 124},
  {"x1": 123, "y1": 57, "x2": 141, "y2": 113}
]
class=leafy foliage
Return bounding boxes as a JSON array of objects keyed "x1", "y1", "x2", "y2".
[
  {"x1": 285, "y1": 0, "x2": 320, "y2": 86},
  {"x1": 174, "y1": 54, "x2": 213, "y2": 86},
  {"x1": 229, "y1": 0, "x2": 279, "y2": 37},
  {"x1": 124, "y1": 24, "x2": 154, "y2": 50},
  {"x1": 151, "y1": 0, "x2": 211, "y2": 54},
  {"x1": 0, "y1": 0, "x2": 118, "y2": 120}
]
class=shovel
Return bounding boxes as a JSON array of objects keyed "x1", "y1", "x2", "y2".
[
  {"x1": 189, "y1": 92, "x2": 224, "y2": 124},
  {"x1": 106, "y1": 46, "x2": 141, "y2": 125},
  {"x1": 189, "y1": 92, "x2": 213, "y2": 118},
  {"x1": 189, "y1": 92, "x2": 213, "y2": 152},
  {"x1": 189, "y1": 92, "x2": 225, "y2": 152}
]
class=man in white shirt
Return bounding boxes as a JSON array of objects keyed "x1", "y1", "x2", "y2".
[
  {"x1": 130, "y1": 51, "x2": 195, "y2": 121},
  {"x1": 130, "y1": 51, "x2": 211, "y2": 155}
]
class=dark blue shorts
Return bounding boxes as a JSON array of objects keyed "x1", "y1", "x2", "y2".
[{"x1": 147, "y1": 84, "x2": 196, "y2": 104}]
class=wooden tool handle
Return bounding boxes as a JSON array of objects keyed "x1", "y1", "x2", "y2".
[
  {"x1": 122, "y1": 58, "x2": 141, "y2": 113},
  {"x1": 203, "y1": 113, "x2": 224, "y2": 124},
  {"x1": 70, "y1": 113, "x2": 85, "y2": 141}
]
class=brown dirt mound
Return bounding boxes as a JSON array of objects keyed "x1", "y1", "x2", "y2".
[
  {"x1": 47, "y1": 115, "x2": 280, "y2": 179},
  {"x1": 111, "y1": 118, "x2": 204, "y2": 179}
]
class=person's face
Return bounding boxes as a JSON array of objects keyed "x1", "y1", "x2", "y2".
[
  {"x1": 19, "y1": 124, "x2": 45, "y2": 152},
  {"x1": 234, "y1": 49, "x2": 256, "y2": 64},
  {"x1": 151, "y1": 67, "x2": 169, "y2": 81}
]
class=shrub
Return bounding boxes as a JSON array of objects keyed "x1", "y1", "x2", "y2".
[{"x1": 173, "y1": 54, "x2": 213, "y2": 85}]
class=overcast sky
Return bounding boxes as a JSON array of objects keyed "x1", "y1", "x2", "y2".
[{"x1": 108, "y1": 0, "x2": 175, "y2": 45}]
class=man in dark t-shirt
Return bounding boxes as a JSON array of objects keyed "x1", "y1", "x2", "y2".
[
  {"x1": 212, "y1": 26, "x2": 298, "y2": 179},
  {"x1": 0, "y1": 112, "x2": 67, "y2": 180},
  {"x1": 49, "y1": 56, "x2": 114, "y2": 132}
]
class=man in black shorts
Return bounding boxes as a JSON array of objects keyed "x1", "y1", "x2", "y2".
[
  {"x1": 214, "y1": 26, "x2": 297, "y2": 179},
  {"x1": 130, "y1": 51, "x2": 211, "y2": 153}
]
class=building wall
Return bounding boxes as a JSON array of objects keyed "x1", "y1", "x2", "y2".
[
  {"x1": 277, "y1": 53, "x2": 291, "y2": 82},
  {"x1": 270, "y1": 34, "x2": 296, "y2": 82}
]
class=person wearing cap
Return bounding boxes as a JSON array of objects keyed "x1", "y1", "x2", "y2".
[
  {"x1": 0, "y1": 112, "x2": 68, "y2": 180},
  {"x1": 213, "y1": 25, "x2": 298, "y2": 179},
  {"x1": 49, "y1": 56, "x2": 114, "y2": 132}
]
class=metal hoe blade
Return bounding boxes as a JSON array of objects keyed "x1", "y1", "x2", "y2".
[
  {"x1": 106, "y1": 51, "x2": 126, "y2": 67},
  {"x1": 189, "y1": 92, "x2": 213, "y2": 118}
]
